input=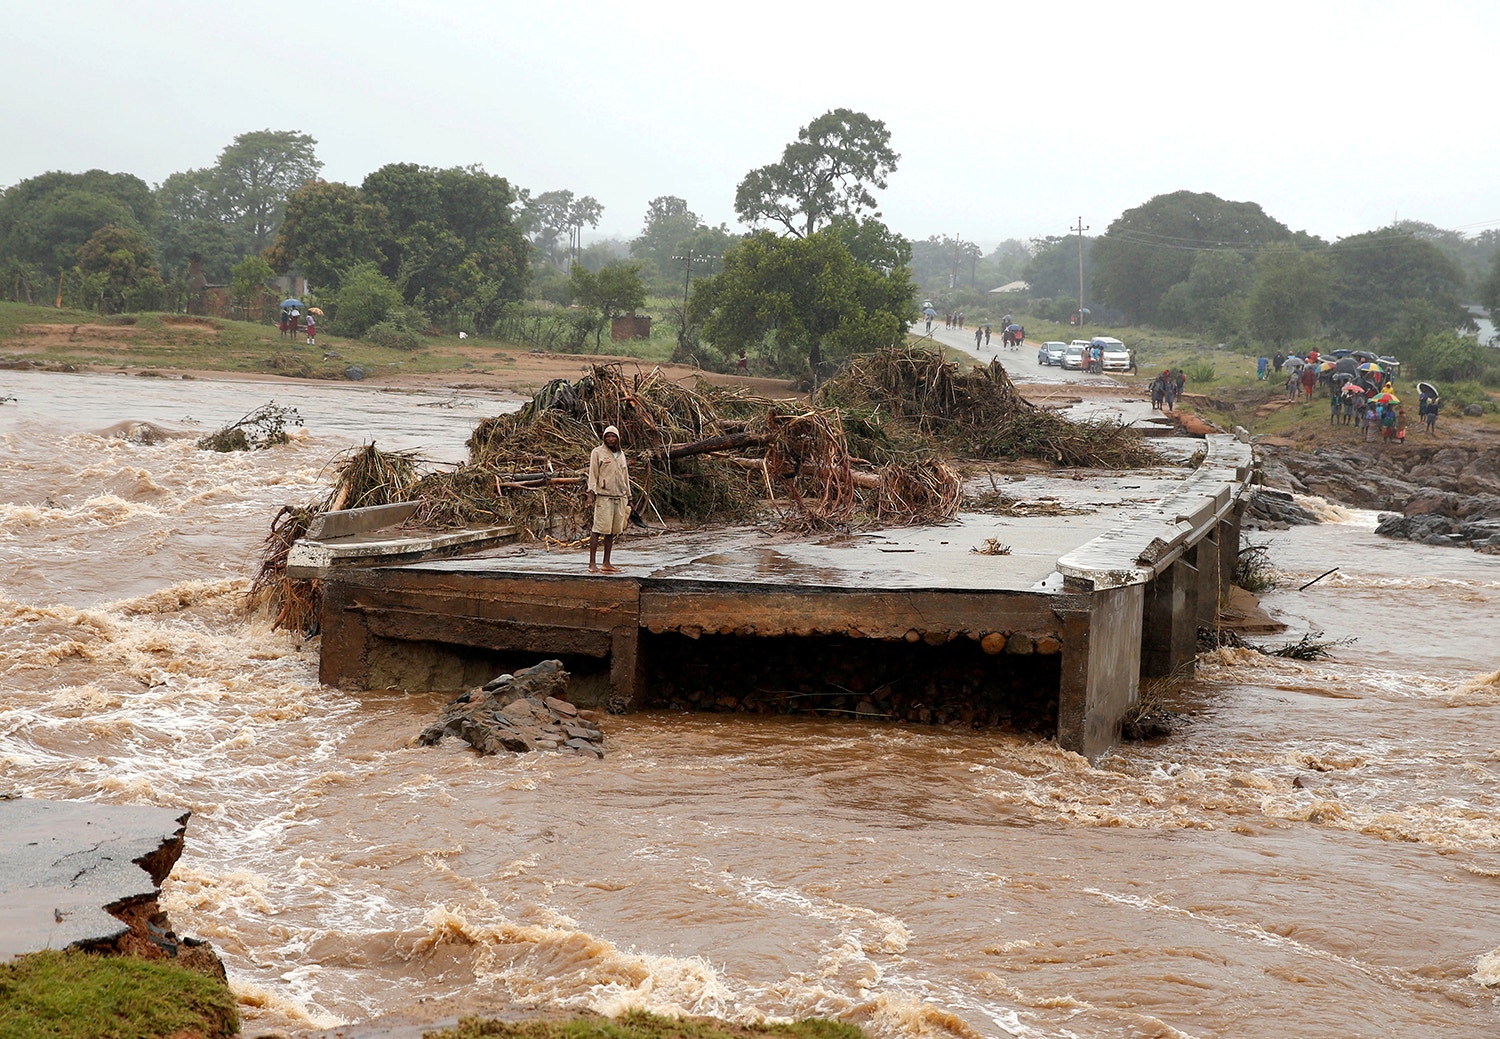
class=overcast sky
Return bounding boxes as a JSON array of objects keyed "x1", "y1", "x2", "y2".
[{"x1": 6, "y1": 0, "x2": 1499, "y2": 250}]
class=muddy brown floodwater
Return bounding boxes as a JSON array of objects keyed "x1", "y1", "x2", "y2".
[{"x1": 2, "y1": 370, "x2": 1499, "y2": 1038}]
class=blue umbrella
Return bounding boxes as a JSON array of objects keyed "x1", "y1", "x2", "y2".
[{"x1": 280, "y1": 298, "x2": 303, "y2": 309}]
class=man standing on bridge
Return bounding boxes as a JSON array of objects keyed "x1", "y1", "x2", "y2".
[{"x1": 587, "y1": 425, "x2": 631, "y2": 574}]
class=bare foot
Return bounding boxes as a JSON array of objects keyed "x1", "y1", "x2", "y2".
[
  {"x1": 600, "y1": 564, "x2": 623, "y2": 574},
  {"x1": 588, "y1": 565, "x2": 600, "y2": 573}
]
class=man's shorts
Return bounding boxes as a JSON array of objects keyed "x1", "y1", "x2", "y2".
[{"x1": 592, "y1": 495, "x2": 628, "y2": 535}]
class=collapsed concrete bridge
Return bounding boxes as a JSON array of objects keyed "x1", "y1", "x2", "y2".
[{"x1": 311, "y1": 435, "x2": 1254, "y2": 761}]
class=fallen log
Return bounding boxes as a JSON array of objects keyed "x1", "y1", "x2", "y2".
[
  {"x1": 643, "y1": 430, "x2": 769, "y2": 462},
  {"x1": 495, "y1": 475, "x2": 583, "y2": 492}
]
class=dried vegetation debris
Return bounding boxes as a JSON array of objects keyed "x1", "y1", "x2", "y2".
[{"x1": 250, "y1": 349, "x2": 1157, "y2": 632}]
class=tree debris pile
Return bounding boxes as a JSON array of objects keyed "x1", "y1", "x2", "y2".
[
  {"x1": 455, "y1": 362, "x2": 962, "y2": 531},
  {"x1": 816, "y1": 346, "x2": 1157, "y2": 468}
]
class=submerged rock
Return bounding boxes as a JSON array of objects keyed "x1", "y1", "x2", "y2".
[{"x1": 417, "y1": 659, "x2": 606, "y2": 757}]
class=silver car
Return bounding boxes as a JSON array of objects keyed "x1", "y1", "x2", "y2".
[{"x1": 1038, "y1": 341, "x2": 1066, "y2": 366}]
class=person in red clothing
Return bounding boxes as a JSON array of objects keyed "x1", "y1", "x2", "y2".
[{"x1": 1300, "y1": 364, "x2": 1317, "y2": 402}]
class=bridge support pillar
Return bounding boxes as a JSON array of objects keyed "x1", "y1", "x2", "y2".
[{"x1": 1141, "y1": 556, "x2": 1199, "y2": 681}]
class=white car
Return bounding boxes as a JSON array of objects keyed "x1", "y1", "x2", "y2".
[
  {"x1": 1094, "y1": 337, "x2": 1131, "y2": 372},
  {"x1": 1038, "y1": 341, "x2": 1066, "y2": 366},
  {"x1": 1062, "y1": 343, "x2": 1088, "y2": 370}
]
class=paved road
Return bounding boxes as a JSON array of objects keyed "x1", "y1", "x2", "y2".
[
  {"x1": 910, "y1": 322, "x2": 1129, "y2": 388},
  {"x1": 909, "y1": 322, "x2": 1167, "y2": 429}
]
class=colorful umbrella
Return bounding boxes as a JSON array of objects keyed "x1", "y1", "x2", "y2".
[
  {"x1": 1371, "y1": 392, "x2": 1398, "y2": 404},
  {"x1": 1341, "y1": 383, "x2": 1367, "y2": 395},
  {"x1": 1357, "y1": 362, "x2": 1382, "y2": 373},
  {"x1": 1319, "y1": 360, "x2": 1337, "y2": 371},
  {"x1": 308, "y1": 307, "x2": 324, "y2": 316}
]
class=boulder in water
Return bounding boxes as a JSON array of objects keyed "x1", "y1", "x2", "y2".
[{"x1": 417, "y1": 659, "x2": 605, "y2": 757}]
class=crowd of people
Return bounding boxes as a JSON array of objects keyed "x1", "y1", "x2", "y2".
[{"x1": 1266, "y1": 348, "x2": 1439, "y2": 442}]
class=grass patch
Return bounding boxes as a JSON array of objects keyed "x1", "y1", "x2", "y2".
[
  {"x1": 0, "y1": 949, "x2": 238, "y2": 1039},
  {"x1": 425, "y1": 1010, "x2": 867, "y2": 1039},
  {"x1": 0, "y1": 301, "x2": 691, "y2": 379}
]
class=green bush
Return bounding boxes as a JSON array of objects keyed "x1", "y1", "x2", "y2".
[
  {"x1": 333, "y1": 263, "x2": 402, "y2": 337},
  {"x1": 364, "y1": 320, "x2": 423, "y2": 351},
  {"x1": 1183, "y1": 359, "x2": 1217, "y2": 383}
]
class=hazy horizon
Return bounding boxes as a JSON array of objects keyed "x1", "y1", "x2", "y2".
[{"x1": 6, "y1": 1, "x2": 1499, "y2": 250}]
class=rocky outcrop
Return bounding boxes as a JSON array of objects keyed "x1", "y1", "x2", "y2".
[
  {"x1": 1373, "y1": 513, "x2": 1500, "y2": 552},
  {"x1": 1257, "y1": 440, "x2": 1500, "y2": 549},
  {"x1": 1247, "y1": 487, "x2": 1319, "y2": 527},
  {"x1": 0, "y1": 799, "x2": 225, "y2": 978},
  {"x1": 417, "y1": 658, "x2": 606, "y2": 757}
]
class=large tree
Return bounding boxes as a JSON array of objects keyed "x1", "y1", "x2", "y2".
[
  {"x1": 1023, "y1": 234, "x2": 1095, "y2": 303},
  {"x1": 1246, "y1": 244, "x2": 1334, "y2": 351},
  {"x1": 1091, "y1": 191, "x2": 1298, "y2": 324},
  {"x1": 0, "y1": 170, "x2": 156, "y2": 273},
  {"x1": 1156, "y1": 250, "x2": 1253, "y2": 337},
  {"x1": 734, "y1": 109, "x2": 899, "y2": 238},
  {"x1": 517, "y1": 188, "x2": 603, "y2": 270},
  {"x1": 1325, "y1": 227, "x2": 1469, "y2": 342},
  {"x1": 214, "y1": 130, "x2": 322, "y2": 253},
  {"x1": 153, "y1": 130, "x2": 321, "y2": 279},
  {"x1": 692, "y1": 229, "x2": 914, "y2": 376},
  {"x1": 76, "y1": 224, "x2": 163, "y2": 312},
  {"x1": 269, "y1": 165, "x2": 528, "y2": 330},
  {"x1": 630, "y1": 195, "x2": 736, "y2": 282},
  {"x1": 267, "y1": 180, "x2": 388, "y2": 290}
]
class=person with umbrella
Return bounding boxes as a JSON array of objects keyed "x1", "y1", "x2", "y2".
[
  {"x1": 305, "y1": 307, "x2": 322, "y2": 346},
  {"x1": 922, "y1": 305, "x2": 936, "y2": 334},
  {"x1": 280, "y1": 298, "x2": 303, "y2": 339}
]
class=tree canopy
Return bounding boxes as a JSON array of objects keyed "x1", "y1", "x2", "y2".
[
  {"x1": 517, "y1": 188, "x2": 603, "y2": 270},
  {"x1": 268, "y1": 164, "x2": 528, "y2": 330},
  {"x1": 0, "y1": 170, "x2": 156, "y2": 274},
  {"x1": 570, "y1": 262, "x2": 648, "y2": 351},
  {"x1": 692, "y1": 229, "x2": 915, "y2": 376},
  {"x1": 1325, "y1": 227, "x2": 1469, "y2": 342},
  {"x1": 629, "y1": 195, "x2": 737, "y2": 288},
  {"x1": 734, "y1": 109, "x2": 899, "y2": 238},
  {"x1": 1091, "y1": 190, "x2": 1300, "y2": 324},
  {"x1": 154, "y1": 130, "x2": 320, "y2": 281},
  {"x1": 1245, "y1": 244, "x2": 1334, "y2": 351}
]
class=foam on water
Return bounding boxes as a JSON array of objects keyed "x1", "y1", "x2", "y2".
[{"x1": 5, "y1": 374, "x2": 1500, "y2": 1037}]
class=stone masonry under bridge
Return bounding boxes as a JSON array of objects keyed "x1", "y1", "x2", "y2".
[{"x1": 315, "y1": 436, "x2": 1255, "y2": 760}]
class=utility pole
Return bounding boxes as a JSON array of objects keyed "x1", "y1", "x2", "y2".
[
  {"x1": 1072, "y1": 217, "x2": 1088, "y2": 327},
  {"x1": 672, "y1": 249, "x2": 713, "y2": 349}
]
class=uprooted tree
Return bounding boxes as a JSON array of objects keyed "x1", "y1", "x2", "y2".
[{"x1": 250, "y1": 348, "x2": 1157, "y2": 634}]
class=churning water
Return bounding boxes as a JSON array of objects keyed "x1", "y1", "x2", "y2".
[{"x1": 2, "y1": 370, "x2": 1498, "y2": 1038}]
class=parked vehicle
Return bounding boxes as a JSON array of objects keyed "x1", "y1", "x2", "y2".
[
  {"x1": 1038, "y1": 341, "x2": 1066, "y2": 366},
  {"x1": 1062, "y1": 342, "x2": 1088, "y2": 370},
  {"x1": 1093, "y1": 336, "x2": 1131, "y2": 372}
]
